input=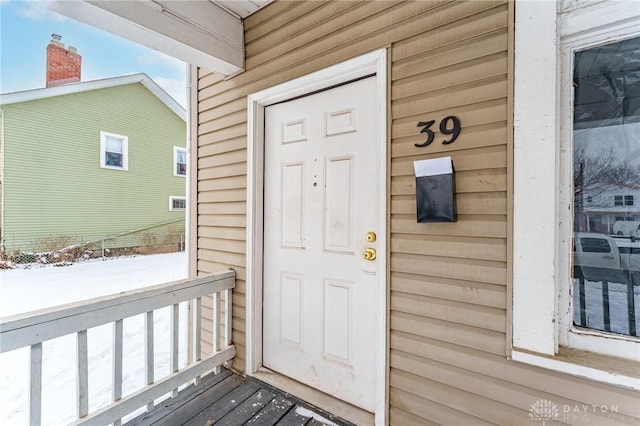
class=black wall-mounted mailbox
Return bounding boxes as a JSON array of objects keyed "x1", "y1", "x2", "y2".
[{"x1": 414, "y1": 157, "x2": 456, "y2": 223}]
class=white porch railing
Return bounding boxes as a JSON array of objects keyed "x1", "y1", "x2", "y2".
[{"x1": 0, "y1": 270, "x2": 235, "y2": 426}]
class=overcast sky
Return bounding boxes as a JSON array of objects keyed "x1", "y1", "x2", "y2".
[{"x1": 0, "y1": 0, "x2": 188, "y2": 108}]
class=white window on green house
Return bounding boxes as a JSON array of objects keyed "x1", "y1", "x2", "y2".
[
  {"x1": 100, "y1": 131, "x2": 128, "y2": 170},
  {"x1": 169, "y1": 196, "x2": 186, "y2": 211},
  {"x1": 174, "y1": 147, "x2": 187, "y2": 177}
]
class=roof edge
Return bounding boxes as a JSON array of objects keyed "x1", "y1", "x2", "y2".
[{"x1": 0, "y1": 73, "x2": 186, "y2": 122}]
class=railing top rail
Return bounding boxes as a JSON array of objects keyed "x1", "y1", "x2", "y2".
[
  {"x1": 0, "y1": 270, "x2": 235, "y2": 353},
  {"x1": 574, "y1": 265, "x2": 639, "y2": 285}
]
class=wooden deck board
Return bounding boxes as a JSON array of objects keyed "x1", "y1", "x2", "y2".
[
  {"x1": 245, "y1": 396, "x2": 295, "y2": 425},
  {"x1": 126, "y1": 369, "x2": 354, "y2": 426}
]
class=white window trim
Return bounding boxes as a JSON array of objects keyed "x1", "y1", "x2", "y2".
[
  {"x1": 169, "y1": 196, "x2": 186, "y2": 211},
  {"x1": 513, "y1": 0, "x2": 639, "y2": 388},
  {"x1": 173, "y1": 146, "x2": 187, "y2": 177},
  {"x1": 99, "y1": 131, "x2": 128, "y2": 171}
]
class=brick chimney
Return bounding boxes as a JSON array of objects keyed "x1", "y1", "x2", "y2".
[{"x1": 46, "y1": 36, "x2": 81, "y2": 88}]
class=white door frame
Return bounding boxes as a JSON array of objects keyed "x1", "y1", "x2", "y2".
[{"x1": 246, "y1": 49, "x2": 388, "y2": 425}]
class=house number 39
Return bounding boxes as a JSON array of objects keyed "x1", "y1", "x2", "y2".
[{"x1": 414, "y1": 116, "x2": 461, "y2": 147}]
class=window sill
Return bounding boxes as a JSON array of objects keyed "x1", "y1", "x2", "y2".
[{"x1": 511, "y1": 347, "x2": 640, "y2": 390}]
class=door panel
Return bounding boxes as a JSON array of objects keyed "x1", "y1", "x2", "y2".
[{"x1": 263, "y1": 77, "x2": 379, "y2": 411}]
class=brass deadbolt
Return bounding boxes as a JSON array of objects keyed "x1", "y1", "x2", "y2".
[{"x1": 365, "y1": 232, "x2": 377, "y2": 243}]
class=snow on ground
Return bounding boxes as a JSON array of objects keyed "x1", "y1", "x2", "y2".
[
  {"x1": 0, "y1": 253, "x2": 188, "y2": 425},
  {"x1": 573, "y1": 279, "x2": 640, "y2": 335}
]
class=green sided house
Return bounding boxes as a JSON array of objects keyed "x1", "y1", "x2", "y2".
[{"x1": 0, "y1": 72, "x2": 187, "y2": 254}]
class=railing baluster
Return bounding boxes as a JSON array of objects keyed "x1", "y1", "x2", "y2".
[
  {"x1": 144, "y1": 311, "x2": 154, "y2": 412},
  {"x1": 225, "y1": 288, "x2": 232, "y2": 348},
  {"x1": 578, "y1": 278, "x2": 587, "y2": 326},
  {"x1": 113, "y1": 320, "x2": 123, "y2": 426},
  {"x1": 601, "y1": 281, "x2": 610, "y2": 332},
  {"x1": 77, "y1": 330, "x2": 89, "y2": 419},
  {"x1": 171, "y1": 303, "x2": 179, "y2": 397},
  {"x1": 29, "y1": 343, "x2": 42, "y2": 426},
  {"x1": 194, "y1": 297, "x2": 202, "y2": 385},
  {"x1": 213, "y1": 293, "x2": 220, "y2": 374},
  {"x1": 628, "y1": 281, "x2": 637, "y2": 337}
]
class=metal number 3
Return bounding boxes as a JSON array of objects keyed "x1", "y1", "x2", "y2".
[
  {"x1": 415, "y1": 116, "x2": 461, "y2": 147},
  {"x1": 415, "y1": 120, "x2": 435, "y2": 147}
]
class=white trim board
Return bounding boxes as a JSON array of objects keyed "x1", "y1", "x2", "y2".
[{"x1": 246, "y1": 49, "x2": 388, "y2": 426}]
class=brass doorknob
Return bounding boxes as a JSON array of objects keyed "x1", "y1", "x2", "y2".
[
  {"x1": 365, "y1": 231, "x2": 377, "y2": 242},
  {"x1": 363, "y1": 248, "x2": 377, "y2": 261}
]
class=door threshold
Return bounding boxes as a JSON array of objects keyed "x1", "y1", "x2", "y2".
[{"x1": 252, "y1": 369, "x2": 375, "y2": 426}]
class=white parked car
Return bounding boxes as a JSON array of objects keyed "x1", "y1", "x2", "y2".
[
  {"x1": 612, "y1": 237, "x2": 640, "y2": 270},
  {"x1": 573, "y1": 232, "x2": 621, "y2": 269},
  {"x1": 612, "y1": 220, "x2": 640, "y2": 237}
]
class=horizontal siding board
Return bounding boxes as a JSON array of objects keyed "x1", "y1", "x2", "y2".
[
  {"x1": 392, "y1": 53, "x2": 508, "y2": 100},
  {"x1": 390, "y1": 355, "x2": 546, "y2": 426},
  {"x1": 198, "y1": 163, "x2": 247, "y2": 180},
  {"x1": 391, "y1": 145, "x2": 507, "y2": 174},
  {"x1": 198, "y1": 150, "x2": 247, "y2": 168},
  {"x1": 197, "y1": 226, "x2": 246, "y2": 241},
  {"x1": 198, "y1": 175, "x2": 247, "y2": 192},
  {"x1": 393, "y1": 28, "x2": 508, "y2": 81},
  {"x1": 391, "y1": 311, "x2": 506, "y2": 356},
  {"x1": 198, "y1": 215, "x2": 246, "y2": 228},
  {"x1": 391, "y1": 331, "x2": 640, "y2": 419},
  {"x1": 391, "y1": 169, "x2": 507, "y2": 194},
  {"x1": 391, "y1": 291, "x2": 506, "y2": 332},
  {"x1": 391, "y1": 99, "x2": 507, "y2": 136},
  {"x1": 390, "y1": 368, "x2": 529, "y2": 425},
  {"x1": 198, "y1": 137, "x2": 246, "y2": 157},
  {"x1": 389, "y1": 406, "x2": 439, "y2": 426},
  {"x1": 392, "y1": 77, "x2": 507, "y2": 118},
  {"x1": 198, "y1": 98, "x2": 246, "y2": 123},
  {"x1": 198, "y1": 202, "x2": 247, "y2": 215},
  {"x1": 392, "y1": 3, "x2": 508, "y2": 62},
  {"x1": 245, "y1": 1, "x2": 395, "y2": 65},
  {"x1": 391, "y1": 192, "x2": 508, "y2": 216},
  {"x1": 197, "y1": 189, "x2": 246, "y2": 203},
  {"x1": 197, "y1": 121, "x2": 246, "y2": 140},
  {"x1": 390, "y1": 387, "x2": 492, "y2": 426},
  {"x1": 391, "y1": 271, "x2": 506, "y2": 309},
  {"x1": 391, "y1": 234, "x2": 506, "y2": 262},
  {"x1": 244, "y1": 0, "x2": 326, "y2": 43},
  {"x1": 197, "y1": 110, "x2": 247, "y2": 135},
  {"x1": 391, "y1": 123, "x2": 507, "y2": 158},
  {"x1": 198, "y1": 249, "x2": 245, "y2": 267},
  {"x1": 391, "y1": 215, "x2": 507, "y2": 239}
]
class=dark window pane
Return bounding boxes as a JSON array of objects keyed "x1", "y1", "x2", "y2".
[
  {"x1": 580, "y1": 238, "x2": 612, "y2": 253},
  {"x1": 105, "y1": 152, "x2": 122, "y2": 167}
]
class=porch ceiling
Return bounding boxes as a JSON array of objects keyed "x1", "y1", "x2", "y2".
[{"x1": 48, "y1": 0, "x2": 272, "y2": 77}]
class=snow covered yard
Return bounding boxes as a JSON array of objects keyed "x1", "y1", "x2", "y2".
[{"x1": 0, "y1": 253, "x2": 188, "y2": 425}]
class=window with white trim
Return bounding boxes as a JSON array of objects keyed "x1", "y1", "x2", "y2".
[
  {"x1": 513, "y1": 1, "x2": 639, "y2": 384},
  {"x1": 100, "y1": 131, "x2": 128, "y2": 170},
  {"x1": 169, "y1": 196, "x2": 186, "y2": 211},
  {"x1": 174, "y1": 146, "x2": 187, "y2": 177},
  {"x1": 571, "y1": 36, "x2": 640, "y2": 338}
]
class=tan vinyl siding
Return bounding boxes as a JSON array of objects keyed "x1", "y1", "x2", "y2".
[{"x1": 195, "y1": 1, "x2": 640, "y2": 424}]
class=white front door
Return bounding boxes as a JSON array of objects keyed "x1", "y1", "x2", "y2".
[{"x1": 263, "y1": 77, "x2": 380, "y2": 412}]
